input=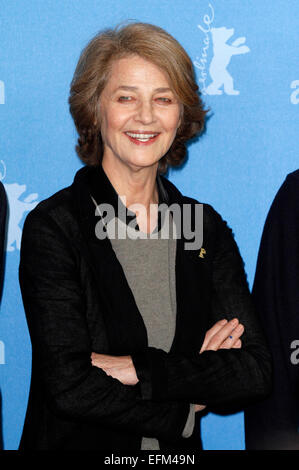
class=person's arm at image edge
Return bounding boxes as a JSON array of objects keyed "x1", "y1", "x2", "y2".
[
  {"x1": 245, "y1": 173, "x2": 299, "y2": 448},
  {"x1": 0, "y1": 183, "x2": 7, "y2": 301}
]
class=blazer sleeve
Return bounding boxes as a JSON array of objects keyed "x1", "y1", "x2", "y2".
[
  {"x1": 244, "y1": 173, "x2": 299, "y2": 449},
  {"x1": 19, "y1": 208, "x2": 190, "y2": 442},
  {"x1": 131, "y1": 204, "x2": 272, "y2": 408}
]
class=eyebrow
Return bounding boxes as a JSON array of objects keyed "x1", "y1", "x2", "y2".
[{"x1": 114, "y1": 86, "x2": 173, "y2": 93}]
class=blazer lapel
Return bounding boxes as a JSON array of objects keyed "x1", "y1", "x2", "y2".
[{"x1": 70, "y1": 166, "x2": 148, "y2": 354}]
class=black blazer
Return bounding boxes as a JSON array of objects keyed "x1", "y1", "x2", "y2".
[
  {"x1": 245, "y1": 170, "x2": 299, "y2": 449},
  {"x1": 0, "y1": 181, "x2": 7, "y2": 302},
  {"x1": 19, "y1": 165, "x2": 271, "y2": 450}
]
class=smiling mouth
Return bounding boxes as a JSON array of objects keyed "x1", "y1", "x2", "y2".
[{"x1": 124, "y1": 132, "x2": 160, "y2": 144}]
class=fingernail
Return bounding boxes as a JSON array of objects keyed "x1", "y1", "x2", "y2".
[{"x1": 231, "y1": 319, "x2": 239, "y2": 326}]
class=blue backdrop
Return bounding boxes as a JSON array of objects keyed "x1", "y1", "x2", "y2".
[{"x1": 0, "y1": 0, "x2": 298, "y2": 450}]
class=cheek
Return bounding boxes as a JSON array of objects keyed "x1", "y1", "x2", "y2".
[
  {"x1": 162, "y1": 105, "x2": 182, "y2": 134},
  {"x1": 100, "y1": 110, "x2": 124, "y2": 142},
  {"x1": 165, "y1": 112, "x2": 181, "y2": 135}
]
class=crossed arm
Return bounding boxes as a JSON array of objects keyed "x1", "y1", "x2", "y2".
[
  {"x1": 91, "y1": 317, "x2": 245, "y2": 412},
  {"x1": 91, "y1": 204, "x2": 271, "y2": 408}
]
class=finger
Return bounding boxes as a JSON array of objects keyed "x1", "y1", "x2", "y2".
[
  {"x1": 218, "y1": 324, "x2": 244, "y2": 349},
  {"x1": 200, "y1": 319, "x2": 228, "y2": 353},
  {"x1": 204, "y1": 318, "x2": 241, "y2": 351},
  {"x1": 232, "y1": 339, "x2": 242, "y2": 349}
]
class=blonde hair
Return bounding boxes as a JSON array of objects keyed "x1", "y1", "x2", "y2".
[{"x1": 69, "y1": 22, "x2": 207, "y2": 173}]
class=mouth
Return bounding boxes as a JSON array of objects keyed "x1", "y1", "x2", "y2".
[{"x1": 124, "y1": 131, "x2": 160, "y2": 145}]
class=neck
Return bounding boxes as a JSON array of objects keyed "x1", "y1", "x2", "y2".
[{"x1": 101, "y1": 156, "x2": 159, "y2": 211}]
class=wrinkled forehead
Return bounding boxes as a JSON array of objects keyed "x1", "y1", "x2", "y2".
[
  {"x1": 100, "y1": 54, "x2": 184, "y2": 112},
  {"x1": 104, "y1": 55, "x2": 174, "y2": 91}
]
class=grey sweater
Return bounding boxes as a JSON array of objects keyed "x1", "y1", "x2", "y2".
[{"x1": 91, "y1": 198, "x2": 195, "y2": 449}]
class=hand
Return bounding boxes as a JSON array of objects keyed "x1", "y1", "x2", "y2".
[
  {"x1": 194, "y1": 318, "x2": 245, "y2": 412},
  {"x1": 91, "y1": 353, "x2": 139, "y2": 386},
  {"x1": 199, "y1": 318, "x2": 244, "y2": 353}
]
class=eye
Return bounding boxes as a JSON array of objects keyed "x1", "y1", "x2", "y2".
[
  {"x1": 156, "y1": 97, "x2": 172, "y2": 103},
  {"x1": 118, "y1": 96, "x2": 133, "y2": 102}
]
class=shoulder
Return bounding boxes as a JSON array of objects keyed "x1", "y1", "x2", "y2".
[
  {"x1": 20, "y1": 183, "x2": 84, "y2": 266},
  {"x1": 22, "y1": 184, "x2": 76, "y2": 241},
  {"x1": 276, "y1": 169, "x2": 299, "y2": 194},
  {"x1": 25, "y1": 185, "x2": 73, "y2": 219},
  {"x1": 255, "y1": 170, "x2": 299, "y2": 248},
  {"x1": 285, "y1": 168, "x2": 299, "y2": 184},
  {"x1": 282, "y1": 169, "x2": 299, "y2": 198},
  {"x1": 267, "y1": 169, "x2": 299, "y2": 221},
  {"x1": 275, "y1": 169, "x2": 299, "y2": 197}
]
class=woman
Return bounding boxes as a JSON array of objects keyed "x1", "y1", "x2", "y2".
[{"x1": 19, "y1": 23, "x2": 271, "y2": 451}]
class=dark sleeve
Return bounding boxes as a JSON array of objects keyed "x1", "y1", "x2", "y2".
[
  {"x1": 19, "y1": 208, "x2": 190, "y2": 442},
  {"x1": 245, "y1": 174, "x2": 299, "y2": 449},
  {"x1": 131, "y1": 204, "x2": 272, "y2": 408},
  {"x1": 0, "y1": 182, "x2": 7, "y2": 302}
]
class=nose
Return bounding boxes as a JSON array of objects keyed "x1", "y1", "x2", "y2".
[{"x1": 135, "y1": 100, "x2": 156, "y2": 125}]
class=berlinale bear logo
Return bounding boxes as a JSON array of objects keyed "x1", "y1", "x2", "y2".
[
  {"x1": 194, "y1": 3, "x2": 250, "y2": 96},
  {"x1": 0, "y1": 160, "x2": 39, "y2": 252},
  {"x1": 205, "y1": 27, "x2": 250, "y2": 95}
]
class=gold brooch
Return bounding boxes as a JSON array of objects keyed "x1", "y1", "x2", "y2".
[{"x1": 199, "y1": 248, "x2": 206, "y2": 258}]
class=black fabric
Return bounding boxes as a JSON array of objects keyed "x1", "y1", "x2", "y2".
[
  {"x1": 0, "y1": 182, "x2": 7, "y2": 303},
  {"x1": 19, "y1": 164, "x2": 271, "y2": 450},
  {"x1": 90, "y1": 164, "x2": 165, "y2": 232},
  {"x1": 0, "y1": 182, "x2": 7, "y2": 451},
  {"x1": 244, "y1": 170, "x2": 299, "y2": 449}
]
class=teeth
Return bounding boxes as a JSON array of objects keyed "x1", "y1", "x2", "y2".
[{"x1": 126, "y1": 132, "x2": 158, "y2": 139}]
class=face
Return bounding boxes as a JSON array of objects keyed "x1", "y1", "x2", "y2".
[{"x1": 99, "y1": 55, "x2": 182, "y2": 172}]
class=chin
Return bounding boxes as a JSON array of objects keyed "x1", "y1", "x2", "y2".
[{"x1": 125, "y1": 155, "x2": 162, "y2": 170}]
